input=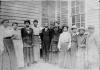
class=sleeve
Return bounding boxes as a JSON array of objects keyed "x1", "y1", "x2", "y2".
[
  {"x1": 21, "y1": 28, "x2": 24, "y2": 40},
  {"x1": 68, "y1": 33, "x2": 71, "y2": 48},
  {"x1": 18, "y1": 30, "x2": 22, "y2": 40},
  {"x1": 58, "y1": 34, "x2": 61, "y2": 50},
  {"x1": 39, "y1": 29, "x2": 43, "y2": 41},
  {"x1": 94, "y1": 34, "x2": 100, "y2": 49},
  {"x1": 49, "y1": 29, "x2": 54, "y2": 42},
  {"x1": 31, "y1": 29, "x2": 34, "y2": 43}
]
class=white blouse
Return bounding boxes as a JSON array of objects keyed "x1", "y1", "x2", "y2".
[
  {"x1": 58, "y1": 32, "x2": 71, "y2": 50},
  {"x1": 31, "y1": 25, "x2": 43, "y2": 35},
  {"x1": 0, "y1": 26, "x2": 13, "y2": 53}
]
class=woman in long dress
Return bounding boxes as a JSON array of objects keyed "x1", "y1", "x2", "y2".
[
  {"x1": 0, "y1": 19, "x2": 15, "y2": 70},
  {"x1": 58, "y1": 26, "x2": 71, "y2": 68},
  {"x1": 86, "y1": 25, "x2": 100, "y2": 70},
  {"x1": 76, "y1": 27, "x2": 87, "y2": 70},
  {"x1": 70, "y1": 25, "x2": 78, "y2": 68},
  {"x1": 12, "y1": 22, "x2": 24, "y2": 68}
]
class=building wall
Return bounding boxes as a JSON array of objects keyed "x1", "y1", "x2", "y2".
[
  {"x1": 86, "y1": 0, "x2": 100, "y2": 35},
  {"x1": 0, "y1": 1, "x2": 41, "y2": 26},
  {"x1": 41, "y1": 0, "x2": 68, "y2": 26}
]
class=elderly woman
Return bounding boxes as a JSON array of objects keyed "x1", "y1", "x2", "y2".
[
  {"x1": 70, "y1": 25, "x2": 78, "y2": 68},
  {"x1": 0, "y1": 19, "x2": 14, "y2": 70},
  {"x1": 76, "y1": 27, "x2": 87, "y2": 69},
  {"x1": 58, "y1": 26, "x2": 71, "y2": 68},
  {"x1": 86, "y1": 25, "x2": 100, "y2": 70}
]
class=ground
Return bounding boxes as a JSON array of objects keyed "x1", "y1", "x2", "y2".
[{"x1": 18, "y1": 62, "x2": 72, "y2": 70}]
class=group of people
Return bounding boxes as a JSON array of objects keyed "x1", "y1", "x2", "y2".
[{"x1": 0, "y1": 19, "x2": 100, "y2": 70}]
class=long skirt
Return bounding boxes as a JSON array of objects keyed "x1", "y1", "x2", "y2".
[
  {"x1": 58, "y1": 43, "x2": 71, "y2": 68},
  {"x1": 13, "y1": 40, "x2": 24, "y2": 68},
  {"x1": 70, "y1": 42, "x2": 78, "y2": 68},
  {"x1": 76, "y1": 47, "x2": 87, "y2": 69},
  {"x1": 33, "y1": 36, "x2": 41, "y2": 62},
  {"x1": 23, "y1": 43, "x2": 33, "y2": 66},
  {"x1": 49, "y1": 41, "x2": 58, "y2": 64},
  {"x1": 87, "y1": 46, "x2": 99, "y2": 70},
  {"x1": 1, "y1": 39, "x2": 16, "y2": 70}
]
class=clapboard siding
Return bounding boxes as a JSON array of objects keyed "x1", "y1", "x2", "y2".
[{"x1": 0, "y1": 1, "x2": 41, "y2": 26}]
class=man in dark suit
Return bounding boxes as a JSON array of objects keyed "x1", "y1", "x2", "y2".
[
  {"x1": 21, "y1": 20, "x2": 33, "y2": 66},
  {"x1": 40, "y1": 23, "x2": 52, "y2": 62}
]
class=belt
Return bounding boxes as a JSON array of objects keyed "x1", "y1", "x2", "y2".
[
  {"x1": 4, "y1": 37, "x2": 12, "y2": 39},
  {"x1": 34, "y1": 35, "x2": 39, "y2": 36},
  {"x1": 64, "y1": 42, "x2": 69, "y2": 43}
]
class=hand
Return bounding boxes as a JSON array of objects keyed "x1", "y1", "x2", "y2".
[
  {"x1": 58, "y1": 48, "x2": 61, "y2": 51},
  {"x1": 67, "y1": 47, "x2": 71, "y2": 51},
  {"x1": 0, "y1": 48, "x2": 4, "y2": 56}
]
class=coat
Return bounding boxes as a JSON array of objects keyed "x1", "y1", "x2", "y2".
[{"x1": 21, "y1": 27, "x2": 33, "y2": 47}]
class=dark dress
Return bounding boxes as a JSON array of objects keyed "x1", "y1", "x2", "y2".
[
  {"x1": 21, "y1": 27, "x2": 33, "y2": 66},
  {"x1": 41, "y1": 28, "x2": 52, "y2": 61},
  {"x1": 49, "y1": 27, "x2": 61, "y2": 64}
]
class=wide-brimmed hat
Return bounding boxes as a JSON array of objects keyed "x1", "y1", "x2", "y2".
[
  {"x1": 71, "y1": 25, "x2": 77, "y2": 29},
  {"x1": 78, "y1": 27, "x2": 85, "y2": 31}
]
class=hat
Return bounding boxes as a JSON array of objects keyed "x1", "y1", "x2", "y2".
[
  {"x1": 78, "y1": 27, "x2": 85, "y2": 31},
  {"x1": 71, "y1": 25, "x2": 77, "y2": 29}
]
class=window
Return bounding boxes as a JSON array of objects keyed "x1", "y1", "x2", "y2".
[{"x1": 71, "y1": 0, "x2": 85, "y2": 28}]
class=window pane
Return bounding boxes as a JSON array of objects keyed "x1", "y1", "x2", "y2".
[
  {"x1": 81, "y1": 23, "x2": 85, "y2": 27},
  {"x1": 72, "y1": 8, "x2": 75, "y2": 15},
  {"x1": 72, "y1": 16, "x2": 75, "y2": 24},
  {"x1": 76, "y1": 23, "x2": 80, "y2": 28},
  {"x1": 76, "y1": 1, "x2": 80, "y2": 6},
  {"x1": 71, "y1": 1, "x2": 76, "y2": 7},
  {"x1": 79, "y1": 1, "x2": 85, "y2": 13},
  {"x1": 76, "y1": 7, "x2": 79, "y2": 14},
  {"x1": 81, "y1": 14, "x2": 85, "y2": 22},
  {"x1": 76, "y1": 15, "x2": 80, "y2": 22}
]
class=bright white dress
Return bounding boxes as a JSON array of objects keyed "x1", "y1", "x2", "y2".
[
  {"x1": 86, "y1": 34, "x2": 100, "y2": 70},
  {"x1": 58, "y1": 32, "x2": 71, "y2": 68},
  {"x1": 12, "y1": 29, "x2": 24, "y2": 68}
]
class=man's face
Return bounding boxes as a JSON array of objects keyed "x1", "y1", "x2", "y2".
[
  {"x1": 25, "y1": 22, "x2": 30, "y2": 27},
  {"x1": 4, "y1": 20, "x2": 9, "y2": 27},
  {"x1": 44, "y1": 23, "x2": 48, "y2": 28}
]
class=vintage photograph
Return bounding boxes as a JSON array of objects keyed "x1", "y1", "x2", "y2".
[{"x1": 0, "y1": 0, "x2": 100, "y2": 70}]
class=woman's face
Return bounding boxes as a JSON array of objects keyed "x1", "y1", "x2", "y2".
[
  {"x1": 79, "y1": 29, "x2": 85, "y2": 34},
  {"x1": 63, "y1": 27, "x2": 68, "y2": 32},
  {"x1": 34, "y1": 22, "x2": 38, "y2": 27},
  {"x1": 13, "y1": 24, "x2": 18, "y2": 29},
  {"x1": 72, "y1": 28, "x2": 77, "y2": 33}
]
